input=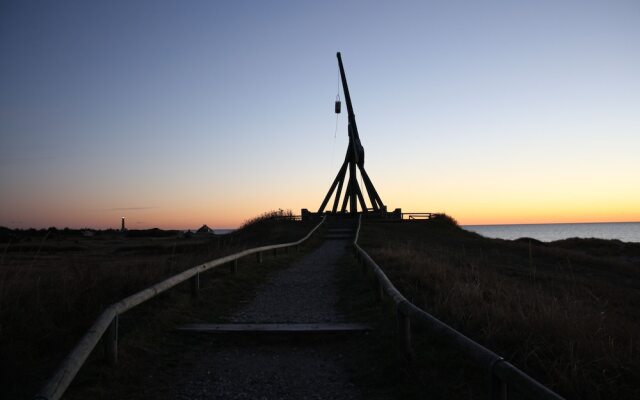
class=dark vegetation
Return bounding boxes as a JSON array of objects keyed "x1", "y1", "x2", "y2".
[
  {"x1": 0, "y1": 210, "x2": 315, "y2": 399},
  {"x1": 359, "y1": 215, "x2": 640, "y2": 400},
  {"x1": 65, "y1": 227, "x2": 325, "y2": 400},
  {"x1": 335, "y1": 252, "x2": 487, "y2": 399}
]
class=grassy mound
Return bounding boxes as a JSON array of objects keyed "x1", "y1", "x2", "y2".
[
  {"x1": 0, "y1": 211, "x2": 316, "y2": 399},
  {"x1": 359, "y1": 217, "x2": 640, "y2": 399}
]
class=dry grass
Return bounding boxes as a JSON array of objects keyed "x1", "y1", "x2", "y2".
[
  {"x1": 0, "y1": 214, "x2": 315, "y2": 399},
  {"x1": 359, "y1": 216, "x2": 640, "y2": 400},
  {"x1": 239, "y1": 208, "x2": 297, "y2": 228}
]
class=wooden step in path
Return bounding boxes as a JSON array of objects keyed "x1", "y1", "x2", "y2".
[
  {"x1": 325, "y1": 228, "x2": 355, "y2": 240},
  {"x1": 324, "y1": 234, "x2": 354, "y2": 240},
  {"x1": 177, "y1": 322, "x2": 371, "y2": 334}
]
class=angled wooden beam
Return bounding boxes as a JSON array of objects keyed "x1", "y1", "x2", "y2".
[
  {"x1": 348, "y1": 162, "x2": 358, "y2": 213},
  {"x1": 318, "y1": 161, "x2": 348, "y2": 213},
  {"x1": 331, "y1": 162, "x2": 348, "y2": 213},
  {"x1": 340, "y1": 179, "x2": 352, "y2": 212},
  {"x1": 358, "y1": 165, "x2": 385, "y2": 209},
  {"x1": 353, "y1": 179, "x2": 368, "y2": 212},
  {"x1": 358, "y1": 167, "x2": 379, "y2": 211}
]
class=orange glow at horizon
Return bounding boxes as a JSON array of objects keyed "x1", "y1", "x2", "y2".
[
  {"x1": 2, "y1": 163, "x2": 640, "y2": 230},
  {"x1": 2, "y1": 196, "x2": 639, "y2": 230}
]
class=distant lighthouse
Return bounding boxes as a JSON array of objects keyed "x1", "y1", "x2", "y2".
[{"x1": 121, "y1": 217, "x2": 126, "y2": 232}]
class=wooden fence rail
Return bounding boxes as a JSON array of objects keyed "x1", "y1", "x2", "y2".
[
  {"x1": 401, "y1": 212, "x2": 438, "y2": 220},
  {"x1": 33, "y1": 216, "x2": 326, "y2": 400},
  {"x1": 352, "y1": 215, "x2": 565, "y2": 400}
]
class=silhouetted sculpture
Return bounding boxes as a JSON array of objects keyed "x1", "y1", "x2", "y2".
[{"x1": 318, "y1": 52, "x2": 386, "y2": 215}]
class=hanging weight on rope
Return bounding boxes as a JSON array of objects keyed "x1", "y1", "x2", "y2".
[{"x1": 334, "y1": 94, "x2": 341, "y2": 114}]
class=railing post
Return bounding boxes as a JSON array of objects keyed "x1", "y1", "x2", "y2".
[
  {"x1": 229, "y1": 259, "x2": 238, "y2": 275},
  {"x1": 490, "y1": 362, "x2": 509, "y2": 400},
  {"x1": 490, "y1": 377, "x2": 508, "y2": 400},
  {"x1": 273, "y1": 248, "x2": 277, "y2": 256},
  {"x1": 190, "y1": 272, "x2": 200, "y2": 298},
  {"x1": 396, "y1": 305, "x2": 413, "y2": 360},
  {"x1": 373, "y1": 277, "x2": 383, "y2": 302},
  {"x1": 104, "y1": 315, "x2": 118, "y2": 366},
  {"x1": 257, "y1": 251, "x2": 263, "y2": 264}
]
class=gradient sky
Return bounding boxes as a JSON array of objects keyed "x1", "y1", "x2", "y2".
[{"x1": 1, "y1": 0, "x2": 639, "y2": 229}]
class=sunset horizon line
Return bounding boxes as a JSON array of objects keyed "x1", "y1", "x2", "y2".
[{"x1": 2, "y1": 216, "x2": 639, "y2": 231}]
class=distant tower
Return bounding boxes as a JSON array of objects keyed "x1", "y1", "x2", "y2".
[{"x1": 121, "y1": 217, "x2": 126, "y2": 232}]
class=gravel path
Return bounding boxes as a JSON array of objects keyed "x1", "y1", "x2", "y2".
[
  {"x1": 169, "y1": 237, "x2": 362, "y2": 400},
  {"x1": 231, "y1": 240, "x2": 348, "y2": 324},
  {"x1": 173, "y1": 343, "x2": 359, "y2": 400}
]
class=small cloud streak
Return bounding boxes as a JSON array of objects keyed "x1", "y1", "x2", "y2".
[{"x1": 104, "y1": 207, "x2": 157, "y2": 211}]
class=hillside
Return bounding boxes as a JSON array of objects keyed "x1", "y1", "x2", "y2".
[{"x1": 359, "y1": 216, "x2": 640, "y2": 399}]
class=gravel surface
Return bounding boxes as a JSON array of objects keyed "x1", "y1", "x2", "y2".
[
  {"x1": 168, "y1": 237, "x2": 363, "y2": 399},
  {"x1": 172, "y1": 342, "x2": 360, "y2": 400},
  {"x1": 231, "y1": 240, "x2": 348, "y2": 324}
]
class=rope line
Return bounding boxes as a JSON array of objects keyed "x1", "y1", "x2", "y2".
[{"x1": 330, "y1": 110, "x2": 340, "y2": 169}]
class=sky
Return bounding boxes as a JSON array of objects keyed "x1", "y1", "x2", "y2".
[{"x1": 1, "y1": 0, "x2": 639, "y2": 229}]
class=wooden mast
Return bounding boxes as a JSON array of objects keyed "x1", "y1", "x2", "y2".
[{"x1": 318, "y1": 52, "x2": 385, "y2": 215}]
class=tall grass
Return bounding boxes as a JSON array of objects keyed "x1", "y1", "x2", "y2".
[
  {"x1": 239, "y1": 208, "x2": 296, "y2": 228},
  {"x1": 360, "y1": 217, "x2": 640, "y2": 399},
  {"x1": 0, "y1": 216, "x2": 314, "y2": 398}
]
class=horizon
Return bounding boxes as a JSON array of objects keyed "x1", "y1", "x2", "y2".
[
  {"x1": 2, "y1": 1, "x2": 639, "y2": 229},
  {"x1": 3, "y1": 217, "x2": 640, "y2": 231}
]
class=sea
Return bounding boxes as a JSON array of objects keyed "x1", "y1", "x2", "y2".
[
  {"x1": 463, "y1": 222, "x2": 640, "y2": 243},
  {"x1": 209, "y1": 224, "x2": 640, "y2": 242},
  {"x1": 213, "y1": 229, "x2": 235, "y2": 235}
]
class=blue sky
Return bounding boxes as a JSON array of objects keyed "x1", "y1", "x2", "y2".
[{"x1": 1, "y1": 1, "x2": 639, "y2": 228}]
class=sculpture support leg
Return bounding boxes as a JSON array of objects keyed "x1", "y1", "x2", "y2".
[
  {"x1": 341, "y1": 179, "x2": 352, "y2": 212},
  {"x1": 318, "y1": 161, "x2": 348, "y2": 213},
  {"x1": 348, "y1": 162, "x2": 358, "y2": 213},
  {"x1": 353, "y1": 179, "x2": 367, "y2": 212},
  {"x1": 331, "y1": 165, "x2": 347, "y2": 213},
  {"x1": 358, "y1": 165, "x2": 384, "y2": 210},
  {"x1": 357, "y1": 165, "x2": 380, "y2": 211}
]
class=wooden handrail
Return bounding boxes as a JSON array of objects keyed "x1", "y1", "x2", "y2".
[
  {"x1": 34, "y1": 216, "x2": 326, "y2": 400},
  {"x1": 401, "y1": 212, "x2": 438, "y2": 220},
  {"x1": 352, "y1": 215, "x2": 564, "y2": 400}
]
